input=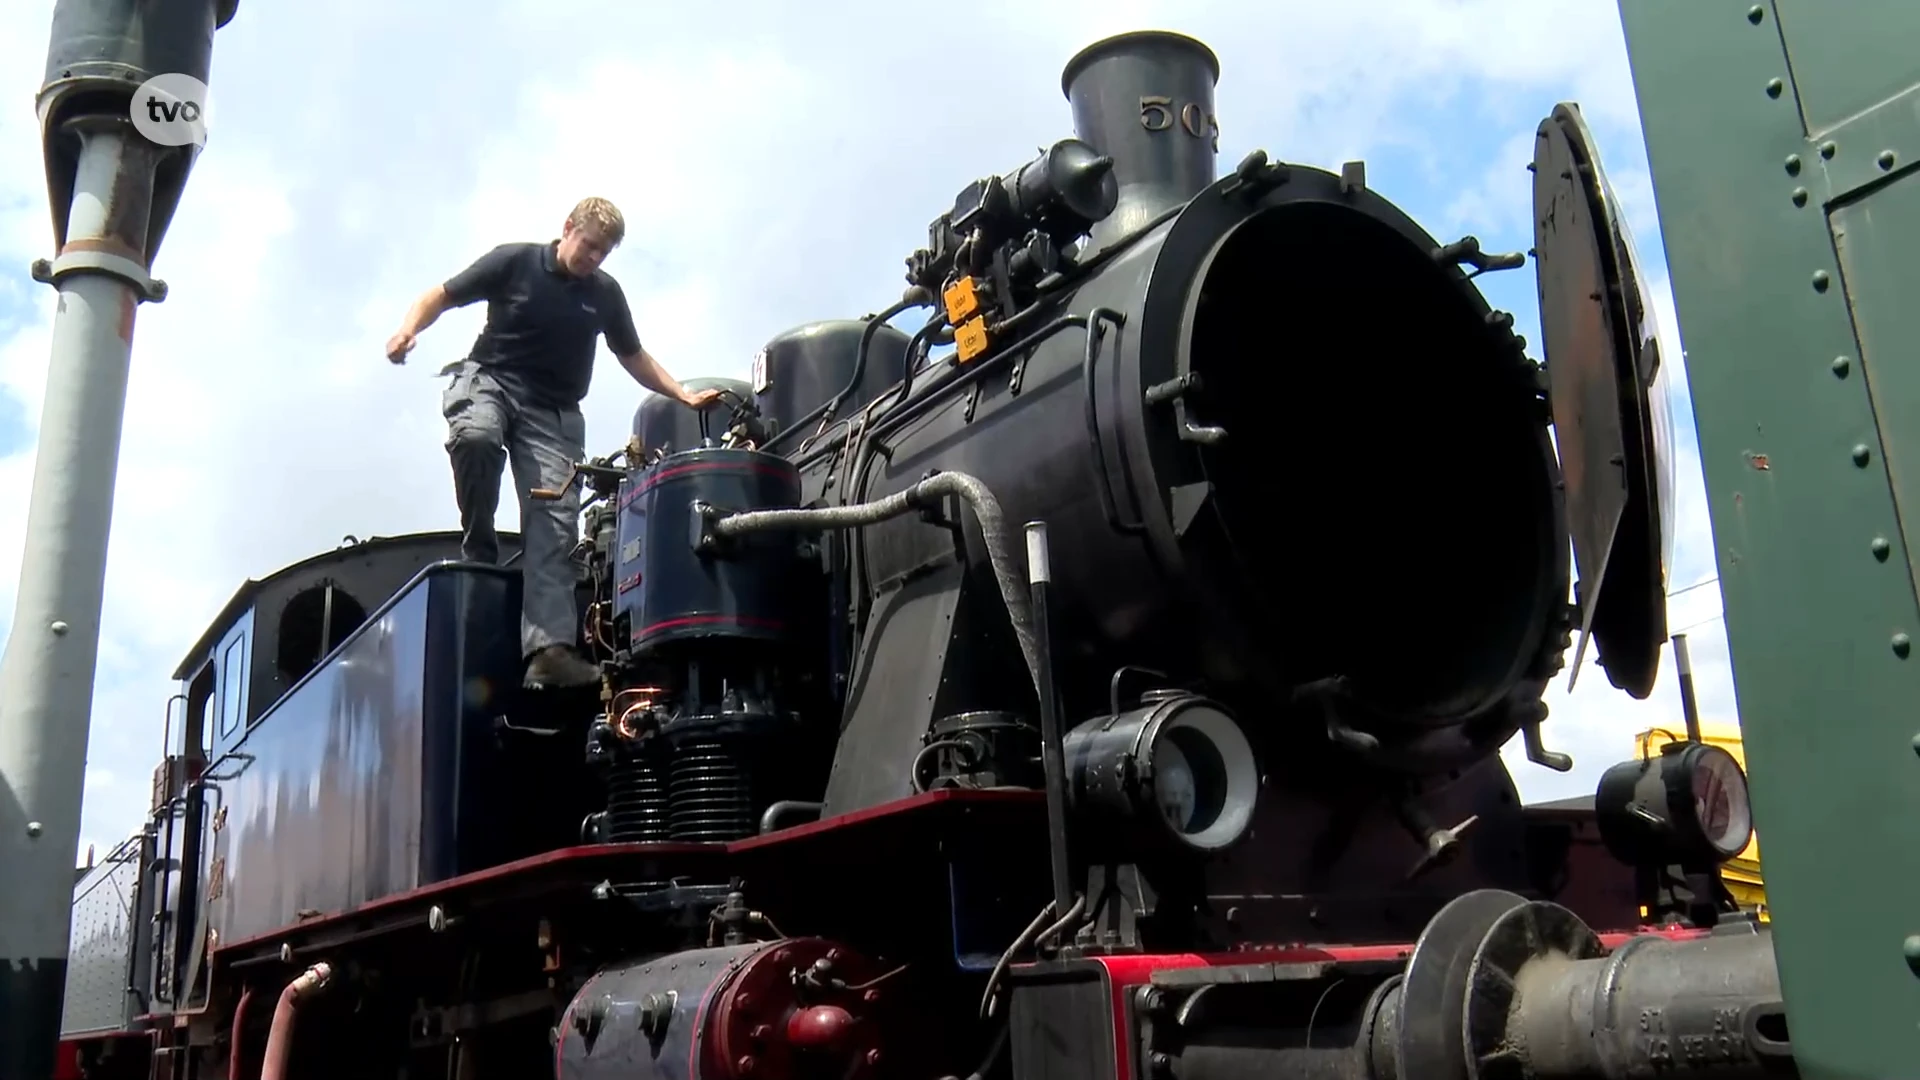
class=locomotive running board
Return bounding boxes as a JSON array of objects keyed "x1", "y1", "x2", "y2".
[{"x1": 208, "y1": 788, "x2": 1048, "y2": 969}]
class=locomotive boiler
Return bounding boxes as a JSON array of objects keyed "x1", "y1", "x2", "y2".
[{"x1": 46, "y1": 26, "x2": 1794, "y2": 1080}]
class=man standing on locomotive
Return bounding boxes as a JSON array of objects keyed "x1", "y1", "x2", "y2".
[{"x1": 384, "y1": 197, "x2": 720, "y2": 689}]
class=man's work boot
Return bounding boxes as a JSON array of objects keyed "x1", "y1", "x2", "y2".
[{"x1": 523, "y1": 644, "x2": 600, "y2": 689}]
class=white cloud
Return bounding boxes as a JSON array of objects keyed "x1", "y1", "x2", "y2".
[{"x1": 0, "y1": 0, "x2": 1735, "y2": 863}]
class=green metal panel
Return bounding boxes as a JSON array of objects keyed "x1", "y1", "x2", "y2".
[
  {"x1": 1617, "y1": 1, "x2": 1920, "y2": 1075},
  {"x1": 1775, "y1": 2, "x2": 1920, "y2": 137},
  {"x1": 1833, "y1": 185, "x2": 1920, "y2": 591}
]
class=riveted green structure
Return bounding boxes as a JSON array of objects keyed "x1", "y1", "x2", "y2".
[{"x1": 1618, "y1": 1, "x2": 1920, "y2": 1074}]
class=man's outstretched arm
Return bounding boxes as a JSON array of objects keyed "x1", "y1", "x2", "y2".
[
  {"x1": 386, "y1": 285, "x2": 452, "y2": 363},
  {"x1": 387, "y1": 244, "x2": 514, "y2": 364},
  {"x1": 603, "y1": 284, "x2": 718, "y2": 408},
  {"x1": 616, "y1": 346, "x2": 721, "y2": 409}
]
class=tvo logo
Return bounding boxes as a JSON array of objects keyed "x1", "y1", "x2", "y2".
[{"x1": 130, "y1": 73, "x2": 213, "y2": 148}]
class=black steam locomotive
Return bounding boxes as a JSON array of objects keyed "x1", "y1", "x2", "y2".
[{"x1": 55, "y1": 30, "x2": 1792, "y2": 1080}]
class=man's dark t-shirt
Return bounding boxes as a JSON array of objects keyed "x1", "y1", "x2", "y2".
[{"x1": 442, "y1": 240, "x2": 642, "y2": 408}]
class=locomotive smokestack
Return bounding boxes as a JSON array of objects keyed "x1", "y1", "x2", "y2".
[{"x1": 1061, "y1": 30, "x2": 1221, "y2": 252}]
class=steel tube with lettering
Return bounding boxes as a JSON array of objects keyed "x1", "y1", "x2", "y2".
[{"x1": 1506, "y1": 927, "x2": 1794, "y2": 1078}]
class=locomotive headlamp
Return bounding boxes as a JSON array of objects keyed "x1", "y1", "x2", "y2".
[
  {"x1": 949, "y1": 139, "x2": 1120, "y2": 249},
  {"x1": 1005, "y1": 138, "x2": 1119, "y2": 239},
  {"x1": 1594, "y1": 740, "x2": 1753, "y2": 867},
  {"x1": 1062, "y1": 691, "x2": 1259, "y2": 853}
]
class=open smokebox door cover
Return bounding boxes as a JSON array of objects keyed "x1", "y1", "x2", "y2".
[{"x1": 1532, "y1": 101, "x2": 1677, "y2": 700}]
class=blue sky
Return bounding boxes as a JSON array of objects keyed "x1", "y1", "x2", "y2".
[
  {"x1": 0, "y1": 390, "x2": 26, "y2": 459},
  {"x1": 0, "y1": 279, "x2": 29, "y2": 458},
  {"x1": 0, "y1": 0, "x2": 1738, "y2": 861}
]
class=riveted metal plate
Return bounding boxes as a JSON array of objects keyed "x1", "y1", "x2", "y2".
[{"x1": 1620, "y1": 1, "x2": 1920, "y2": 1075}]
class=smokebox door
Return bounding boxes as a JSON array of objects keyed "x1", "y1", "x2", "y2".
[{"x1": 1532, "y1": 102, "x2": 1675, "y2": 700}]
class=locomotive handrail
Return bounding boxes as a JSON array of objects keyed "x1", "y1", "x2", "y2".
[
  {"x1": 1078, "y1": 307, "x2": 1144, "y2": 535},
  {"x1": 158, "y1": 692, "x2": 186, "y2": 764}
]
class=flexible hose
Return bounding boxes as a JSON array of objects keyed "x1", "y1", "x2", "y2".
[
  {"x1": 260, "y1": 962, "x2": 331, "y2": 1080},
  {"x1": 228, "y1": 985, "x2": 254, "y2": 1079},
  {"x1": 977, "y1": 893, "x2": 1087, "y2": 1020},
  {"x1": 708, "y1": 471, "x2": 1042, "y2": 694},
  {"x1": 979, "y1": 901, "x2": 1058, "y2": 1020}
]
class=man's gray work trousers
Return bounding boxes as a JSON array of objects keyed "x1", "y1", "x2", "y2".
[{"x1": 441, "y1": 361, "x2": 584, "y2": 660}]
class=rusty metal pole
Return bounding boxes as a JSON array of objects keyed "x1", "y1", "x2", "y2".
[
  {"x1": 1672, "y1": 631, "x2": 1703, "y2": 744},
  {"x1": 0, "y1": 2, "x2": 238, "y2": 1076}
]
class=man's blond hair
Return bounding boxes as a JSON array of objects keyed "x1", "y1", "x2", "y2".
[{"x1": 568, "y1": 197, "x2": 625, "y2": 246}]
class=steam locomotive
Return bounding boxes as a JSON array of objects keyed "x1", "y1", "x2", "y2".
[{"x1": 54, "y1": 29, "x2": 1793, "y2": 1080}]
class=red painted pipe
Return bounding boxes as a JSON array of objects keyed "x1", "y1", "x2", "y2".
[
  {"x1": 228, "y1": 986, "x2": 255, "y2": 1079},
  {"x1": 260, "y1": 962, "x2": 331, "y2": 1080}
]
